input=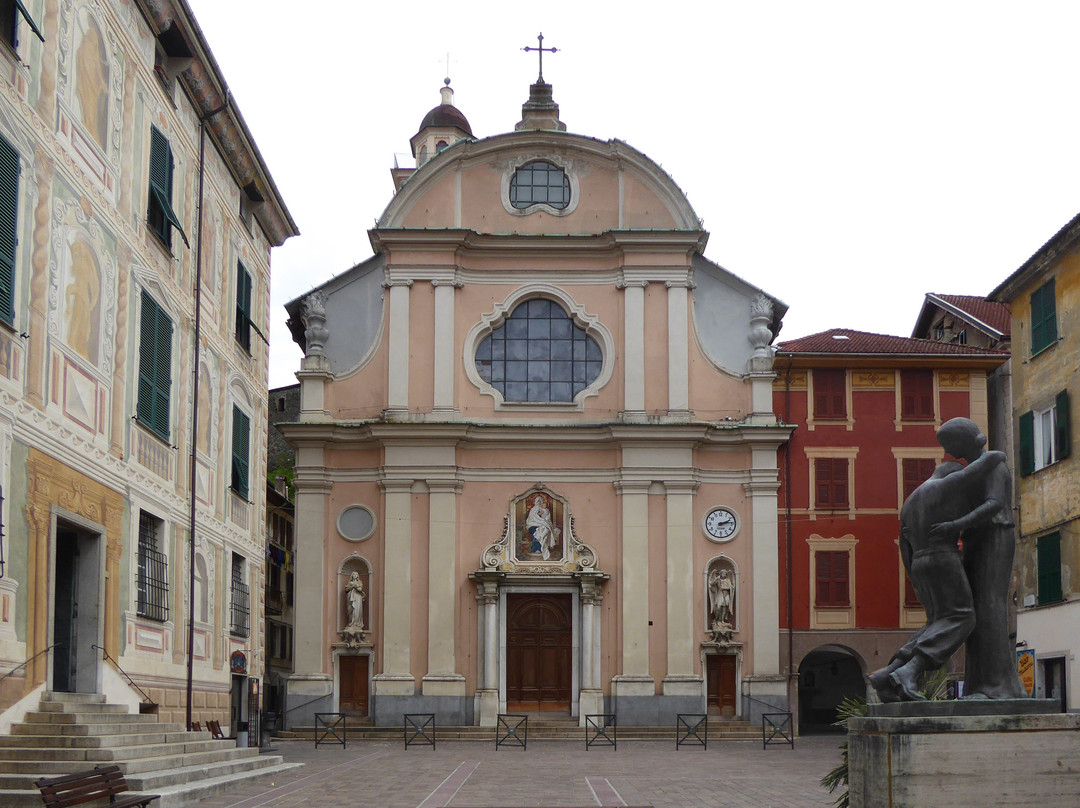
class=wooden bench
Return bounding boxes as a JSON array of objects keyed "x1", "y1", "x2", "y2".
[{"x1": 35, "y1": 764, "x2": 159, "y2": 808}]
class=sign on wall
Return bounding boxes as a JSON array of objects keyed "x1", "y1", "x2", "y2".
[{"x1": 1016, "y1": 649, "x2": 1035, "y2": 697}]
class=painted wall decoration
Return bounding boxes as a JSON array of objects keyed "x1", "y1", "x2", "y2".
[
  {"x1": 516, "y1": 490, "x2": 563, "y2": 562},
  {"x1": 73, "y1": 13, "x2": 110, "y2": 151}
]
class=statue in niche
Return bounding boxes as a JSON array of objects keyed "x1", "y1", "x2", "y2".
[
  {"x1": 74, "y1": 17, "x2": 110, "y2": 151},
  {"x1": 707, "y1": 566, "x2": 736, "y2": 644},
  {"x1": 65, "y1": 239, "x2": 101, "y2": 364},
  {"x1": 342, "y1": 571, "x2": 366, "y2": 648}
]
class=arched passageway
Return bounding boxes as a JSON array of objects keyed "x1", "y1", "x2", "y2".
[{"x1": 798, "y1": 646, "x2": 865, "y2": 733}]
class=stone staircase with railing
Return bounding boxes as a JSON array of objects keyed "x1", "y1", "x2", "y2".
[{"x1": 0, "y1": 691, "x2": 300, "y2": 808}]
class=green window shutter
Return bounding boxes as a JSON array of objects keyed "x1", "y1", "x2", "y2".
[
  {"x1": 1055, "y1": 389, "x2": 1071, "y2": 461},
  {"x1": 231, "y1": 406, "x2": 250, "y2": 500},
  {"x1": 235, "y1": 263, "x2": 252, "y2": 351},
  {"x1": 1019, "y1": 410, "x2": 1035, "y2": 477},
  {"x1": 136, "y1": 291, "x2": 172, "y2": 441},
  {"x1": 147, "y1": 127, "x2": 189, "y2": 248},
  {"x1": 0, "y1": 133, "x2": 19, "y2": 325},
  {"x1": 1037, "y1": 532, "x2": 1062, "y2": 605},
  {"x1": 1031, "y1": 279, "x2": 1057, "y2": 355}
]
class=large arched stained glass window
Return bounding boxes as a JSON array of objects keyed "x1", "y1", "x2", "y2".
[
  {"x1": 475, "y1": 298, "x2": 602, "y2": 402},
  {"x1": 509, "y1": 160, "x2": 570, "y2": 210}
]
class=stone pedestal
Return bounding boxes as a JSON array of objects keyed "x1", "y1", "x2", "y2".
[{"x1": 849, "y1": 704, "x2": 1080, "y2": 808}]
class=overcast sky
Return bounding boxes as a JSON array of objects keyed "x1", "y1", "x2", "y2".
[{"x1": 185, "y1": 1, "x2": 1080, "y2": 389}]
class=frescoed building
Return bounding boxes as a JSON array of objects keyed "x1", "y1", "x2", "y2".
[
  {"x1": 0, "y1": 0, "x2": 296, "y2": 737},
  {"x1": 281, "y1": 77, "x2": 793, "y2": 728},
  {"x1": 990, "y1": 213, "x2": 1080, "y2": 712},
  {"x1": 773, "y1": 329, "x2": 1008, "y2": 731}
]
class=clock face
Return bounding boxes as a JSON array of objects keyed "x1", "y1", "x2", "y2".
[{"x1": 704, "y1": 508, "x2": 738, "y2": 541}]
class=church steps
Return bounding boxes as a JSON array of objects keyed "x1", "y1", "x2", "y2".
[{"x1": 0, "y1": 692, "x2": 294, "y2": 808}]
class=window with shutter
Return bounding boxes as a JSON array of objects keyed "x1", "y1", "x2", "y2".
[
  {"x1": 1037, "y1": 532, "x2": 1063, "y2": 605},
  {"x1": 900, "y1": 369, "x2": 934, "y2": 420},
  {"x1": 1025, "y1": 390, "x2": 1071, "y2": 475},
  {"x1": 230, "y1": 405, "x2": 250, "y2": 499},
  {"x1": 235, "y1": 262, "x2": 252, "y2": 352},
  {"x1": 815, "y1": 457, "x2": 849, "y2": 509},
  {"x1": 1030, "y1": 279, "x2": 1057, "y2": 355},
  {"x1": 136, "y1": 291, "x2": 172, "y2": 441},
  {"x1": 2, "y1": 1, "x2": 44, "y2": 48},
  {"x1": 815, "y1": 550, "x2": 850, "y2": 607},
  {"x1": 812, "y1": 369, "x2": 846, "y2": 419},
  {"x1": 0, "y1": 132, "x2": 17, "y2": 325},
  {"x1": 146, "y1": 126, "x2": 188, "y2": 249},
  {"x1": 902, "y1": 458, "x2": 937, "y2": 503}
]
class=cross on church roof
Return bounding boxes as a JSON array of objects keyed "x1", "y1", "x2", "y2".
[{"x1": 522, "y1": 33, "x2": 557, "y2": 83}]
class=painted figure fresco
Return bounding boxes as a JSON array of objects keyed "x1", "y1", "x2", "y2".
[
  {"x1": 517, "y1": 491, "x2": 563, "y2": 561},
  {"x1": 74, "y1": 15, "x2": 110, "y2": 151},
  {"x1": 64, "y1": 238, "x2": 101, "y2": 364}
]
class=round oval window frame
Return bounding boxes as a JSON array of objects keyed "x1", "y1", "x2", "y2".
[{"x1": 337, "y1": 505, "x2": 376, "y2": 542}]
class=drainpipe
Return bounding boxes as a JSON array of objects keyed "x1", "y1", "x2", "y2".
[
  {"x1": 186, "y1": 94, "x2": 229, "y2": 729},
  {"x1": 782, "y1": 353, "x2": 795, "y2": 712}
]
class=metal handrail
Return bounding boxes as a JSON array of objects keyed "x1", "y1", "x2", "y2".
[
  {"x1": 91, "y1": 645, "x2": 156, "y2": 707},
  {"x1": 0, "y1": 641, "x2": 63, "y2": 686}
]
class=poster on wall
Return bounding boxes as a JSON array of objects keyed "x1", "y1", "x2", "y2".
[{"x1": 1016, "y1": 649, "x2": 1035, "y2": 697}]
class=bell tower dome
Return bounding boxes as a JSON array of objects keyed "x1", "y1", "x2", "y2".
[{"x1": 410, "y1": 79, "x2": 473, "y2": 167}]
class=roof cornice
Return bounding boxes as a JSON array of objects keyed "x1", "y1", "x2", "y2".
[
  {"x1": 989, "y1": 211, "x2": 1080, "y2": 302},
  {"x1": 137, "y1": 0, "x2": 299, "y2": 246}
]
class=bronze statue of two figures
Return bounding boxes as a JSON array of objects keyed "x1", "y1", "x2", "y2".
[{"x1": 869, "y1": 417, "x2": 1028, "y2": 702}]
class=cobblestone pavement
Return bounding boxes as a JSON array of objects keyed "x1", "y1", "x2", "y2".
[{"x1": 191, "y1": 735, "x2": 843, "y2": 808}]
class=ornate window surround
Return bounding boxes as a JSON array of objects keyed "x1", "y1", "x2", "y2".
[
  {"x1": 807, "y1": 533, "x2": 858, "y2": 630},
  {"x1": 499, "y1": 154, "x2": 580, "y2": 218},
  {"x1": 464, "y1": 284, "x2": 614, "y2": 412}
]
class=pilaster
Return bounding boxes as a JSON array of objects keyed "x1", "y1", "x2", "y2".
[
  {"x1": 431, "y1": 279, "x2": 462, "y2": 415},
  {"x1": 666, "y1": 279, "x2": 693, "y2": 418},
  {"x1": 664, "y1": 480, "x2": 699, "y2": 685},
  {"x1": 385, "y1": 277, "x2": 412, "y2": 415},
  {"x1": 617, "y1": 278, "x2": 648, "y2": 417},
  {"x1": 745, "y1": 471, "x2": 782, "y2": 675},
  {"x1": 376, "y1": 478, "x2": 414, "y2": 689},
  {"x1": 423, "y1": 479, "x2": 465, "y2": 696},
  {"x1": 614, "y1": 479, "x2": 651, "y2": 681}
]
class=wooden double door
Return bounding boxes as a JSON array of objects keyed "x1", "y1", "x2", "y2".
[
  {"x1": 506, "y1": 593, "x2": 572, "y2": 713},
  {"x1": 339, "y1": 656, "x2": 369, "y2": 716},
  {"x1": 706, "y1": 654, "x2": 737, "y2": 716}
]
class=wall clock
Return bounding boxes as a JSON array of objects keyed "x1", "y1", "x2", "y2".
[{"x1": 703, "y1": 506, "x2": 739, "y2": 542}]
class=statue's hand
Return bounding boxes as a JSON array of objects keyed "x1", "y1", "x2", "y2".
[{"x1": 928, "y1": 521, "x2": 958, "y2": 540}]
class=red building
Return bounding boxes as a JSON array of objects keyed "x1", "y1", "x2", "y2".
[{"x1": 773, "y1": 329, "x2": 1008, "y2": 731}]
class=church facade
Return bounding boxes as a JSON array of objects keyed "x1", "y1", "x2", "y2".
[{"x1": 282, "y1": 78, "x2": 791, "y2": 727}]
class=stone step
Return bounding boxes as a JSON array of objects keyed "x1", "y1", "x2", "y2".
[
  {"x1": 116, "y1": 745, "x2": 260, "y2": 776},
  {"x1": 21, "y1": 710, "x2": 152, "y2": 725},
  {"x1": 0, "y1": 739, "x2": 249, "y2": 768},
  {"x1": 11, "y1": 721, "x2": 187, "y2": 736},
  {"x1": 39, "y1": 692, "x2": 106, "y2": 704},
  {"x1": 0, "y1": 730, "x2": 192, "y2": 748},
  {"x1": 125, "y1": 752, "x2": 282, "y2": 791},
  {"x1": 151, "y1": 761, "x2": 303, "y2": 808},
  {"x1": 37, "y1": 700, "x2": 129, "y2": 714}
]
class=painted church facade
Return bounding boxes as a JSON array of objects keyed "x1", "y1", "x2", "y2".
[{"x1": 282, "y1": 79, "x2": 791, "y2": 727}]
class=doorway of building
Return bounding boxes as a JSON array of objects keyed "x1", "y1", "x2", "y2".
[
  {"x1": 1038, "y1": 657, "x2": 1067, "y2": 712},
  {"x1": 506, "y1": 593, "x2": 572, "y2": 713},
  {"x1": 798, "y1": 646, "x2": 864, "y2": 733},
  {"x1": 339, "y1": 655, "x2": 369, "y2": 716},
  {"x1": 52, "y1": 522, "x2": 101, "y2": 693},
  {"x1": 705, "y1": 654, "x2": 737, "y2": 716}
]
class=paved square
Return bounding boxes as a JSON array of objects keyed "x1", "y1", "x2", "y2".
[{"x1": 191, "y1": 736, "x2": 842, "y2": 808}]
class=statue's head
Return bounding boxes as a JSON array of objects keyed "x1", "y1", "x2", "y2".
[{"x1": 937, "y1": 417, "x2": 987, "y2": 460}]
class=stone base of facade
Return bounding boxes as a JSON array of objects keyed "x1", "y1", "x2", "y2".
[
  {"x1": 848, "y1": 711, "x2": 1080, "y2": 808},
  {"x1": 284, "y1": 674, "x2": 333, "y2": 730},
  {"x1": 610, "y1": 693, "x2": 705, "y2": 726},
  {"x1": 372, "y1": 694, "x2": 473, "y2": 727},
  {"x1": 741, "y1": 674, "x2": 789, "y2": 726}
]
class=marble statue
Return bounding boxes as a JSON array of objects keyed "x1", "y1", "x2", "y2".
[
  {"x1": 870, "y1": 418, "x2": 1026, "y2": 702},
  {"x1": 345, "y1": 571, "x2": 365, "y2": 630},
  {"x1": 708, "y1": 567, "x2": 736, "y2": 644}
]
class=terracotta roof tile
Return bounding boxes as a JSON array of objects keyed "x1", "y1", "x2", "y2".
[
  {"x1": 929, "y1": 294, "x2": 1011, "y2": 337},
  {"x1": 776, "y1": 328, "x2": 1009, "y2": 356}
]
